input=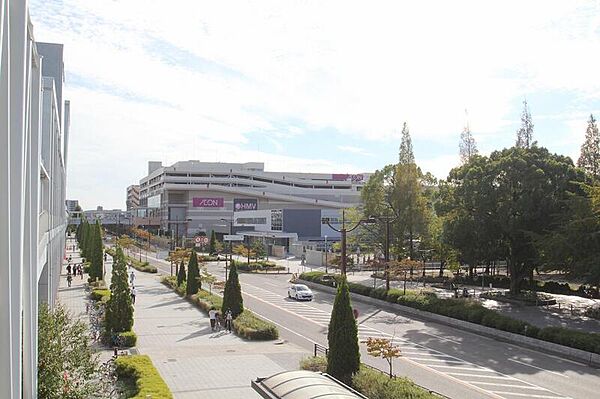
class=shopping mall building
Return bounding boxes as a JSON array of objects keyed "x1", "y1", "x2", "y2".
[{"x1": 132, "y1": 160, "x2": 370, "y2": 249}]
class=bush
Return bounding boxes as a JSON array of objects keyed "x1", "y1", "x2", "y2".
[
  {"x1": 352, "y1": 366, "x2": 438, "y2": 399},
  {"x1": 233, "y1": 310, "x2": 279, "y2": 340},
  {"x1": 222, "y1": 262, "x2": 244, "y2": 318},
  {"x1": 118, "y1": 330, "x2": 138, "y2": 347},
  {"x1": 115, "y1": 355, "x2": 173, "y2": 399},
  {"x1": 299, "y1": 356, "x2": 327, "y2": 372},
  {"x1": 90, "y1": 289, "x2": 111, "y2": 303},
  {"x1": 585, "y1": 306, "x2": 600, "y2": 320}
]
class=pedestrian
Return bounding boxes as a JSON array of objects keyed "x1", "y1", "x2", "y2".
[
  {"x1": 68, "y1": 255, "x2": 72, "y2": 263},
  {"x1": 66, "y1": 264, "x2": 72, "y2": 276},
  {"x1": 208, "y1": 307, "x2": 217, "y2": 331},
  {"x1": 79, "y1": 264, "x2": 84, "y2": 279},
  {"x1": 129, "y1": 270, "x2": 135, "y2": 286},
  {"x1": 67, "y1": 274, "x2": 72, "y2": 287},
  {"x1": 104, "y1": 252, "x2": 107, "y2": 262},
  {"x1": 130, "y1": 286, "x2": 136, "y2": 305},
  {"x1": 225, "y1": 309, "x2": 233, "y2": 333}
]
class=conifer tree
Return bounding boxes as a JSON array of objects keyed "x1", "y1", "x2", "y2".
[
  {"x1": 459, "y1": 124, "x2": 478, "y2": 164},
  {"x1": 398, "y1": 122, "x2": 415, "y2": 165},
  {"x1": 177, "y1": 260, "x2": 186, "y2": 287},
  {"x1": 209, "y1": 230, "x2": 217, "y2": 254},
  {"x1": 516, "y1": 99, "x2": 534, "y2": 148},
  {"x1": 186, "y1": 249, "x2": 200, "y2": 296},
  {"x1": 578, "y1": 114, "x2": 600, "y2": 179},
  {"x1": 105, "y1": 247, "x2": 134, "y2": 334},
  {"x1": 326, "y1": 277, "x2": 360, "y2": 386},
  {"x1": 90, "y1": 222, "x2": 104, "y2": 281},
  {"x1": 222, "y1": 260, "x2": 244, "y2": 318}
]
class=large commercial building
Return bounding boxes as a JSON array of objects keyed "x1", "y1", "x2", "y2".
[
  {"x1": 0, "y1": 3, "x2": 70, "y2": 397},
  {"x1": 135, "y1": 160, "x2": 369, "y2": 245}
]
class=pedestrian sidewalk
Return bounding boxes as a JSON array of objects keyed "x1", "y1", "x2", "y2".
[{"x1": 132, "y1": 268, "x2": 307, "y2": 399}]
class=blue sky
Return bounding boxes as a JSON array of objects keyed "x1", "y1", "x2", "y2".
[{"x1": 30, "y1": 0, "x2": 600, "y2": 209}]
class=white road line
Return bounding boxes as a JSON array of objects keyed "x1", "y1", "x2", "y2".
[
  {"x1": 408, "y1": 358, "x2": 467, "y2": 364},
  {"x1": 489, "y1": 391, "x2": 568, "y2": 399},
  {"x1": 446, "y1": 373, "x2": 514, "y2": 380},
  {"x1": 421, "y1": 331, "x2": 462, "y2": 344},
  {"x1": 429, "y1": 365, "x2": 495, "y2": 372},
  {"x1": 472, "y1": 382, "x2": 547, "y2": 390},
  {"x1": 508, "y1": 359, "x2": 569, "y2": 378}
]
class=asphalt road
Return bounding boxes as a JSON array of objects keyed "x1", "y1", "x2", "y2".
[{"x1": 141, "y1": 252, "x2": 600, "y2": 399}]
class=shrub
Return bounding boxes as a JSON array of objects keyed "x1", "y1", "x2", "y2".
[
  {"x1": 118, "y1": 330, "x2": 138, "y2": 347},
  {"x1": 585, "y1": 306, "x2": 600, "y2": 320},
  {"x1": 105, "y1": 247, "x2": 134, "y2": 334},
  {"x1": 186, "y1": 249, "x2": 200, "y2": 296},
  {"x1": 299, "y1": 356, "x2": 327, "y2": 372},
  {"x1": 115, "y1": 355, "x2": 173, "y2": 399},
  {"x1": 176, "y1": 260, "x2": 186, "y2": 287},
  {"x1": 222, "y1": 261, "x2": 244, "y2": 318},
  {"x1": 233, "y1": 310, "x2": 279, "y2": 340},
  {"x1": 352, "y1": 366, "x2": 438, "y2": 399},
  {"x1": 90, "y1": 289, "x2": 111, "y2": 303}
]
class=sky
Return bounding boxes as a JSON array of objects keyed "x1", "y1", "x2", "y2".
[{"x1": 30, "y1": 0, "x2": 600, "y2": 210}]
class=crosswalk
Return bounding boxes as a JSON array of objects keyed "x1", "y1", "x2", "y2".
[{"x1": 241, "y1": 284, "x2": 572, "y2": 399}]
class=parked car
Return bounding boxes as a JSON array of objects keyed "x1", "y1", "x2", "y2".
[{"x1": 288, "y1": 284, "x2": 314, "y2": 301}]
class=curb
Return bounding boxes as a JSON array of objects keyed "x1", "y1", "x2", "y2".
[{"x1": 299, "y1": 279, "x2": 600, "y2": 367}]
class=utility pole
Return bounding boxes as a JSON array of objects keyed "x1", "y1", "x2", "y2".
[{"x1": 324, "y1": 210, "x2": 374, "y2": 276}]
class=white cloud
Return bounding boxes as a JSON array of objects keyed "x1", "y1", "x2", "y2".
[{"x1": 29, "y1": 0, "x2": 600, "y2": 207}]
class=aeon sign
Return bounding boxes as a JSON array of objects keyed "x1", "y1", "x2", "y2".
[
  {"x1": 193, "y1": 197, "x2": 224, "y2": 208},
  {"x1": 234, "y1": 198, "x2": 258, "y2": 212}
]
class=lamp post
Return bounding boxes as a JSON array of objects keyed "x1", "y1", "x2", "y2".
[
  {"x1": 220, "y1": 217, "x2": 233, "y2": 282},
  {"x1": 323, "y1": 210, "x2": 375, "y2": 276},
  {"x1": 370, "y1": 213, "x2": 397, "y2": 291},
  {"x1": 324, "y1": 235, "x2": 328, "y2": 273}
]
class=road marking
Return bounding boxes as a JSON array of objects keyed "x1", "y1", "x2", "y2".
[
  {"x1": 508, "y1": 359, "x2": 569, "y2": 378},
  {"x1": 420, "y1": 331, "x2": 462, "y2": 344},
  {"x1": 408, "y1": 358, "x2": 467, "y2": 364},
  {"x1": 471, "y1": 381, "x2": 547, "y2": 390},
  {"x1": 446, "y1": 372, "x2": 514, "y2": 380},
  {"x1": 489, "y1": 391, "x2": 568, "y2": 399}
]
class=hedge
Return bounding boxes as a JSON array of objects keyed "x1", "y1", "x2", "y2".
[
  {"x1": 115, "y1": 355, "x2": 172, "y2": 399},
  {"x1": 118, "y1": 330, "x2": 138, "y2": 347},
  {"x1": 299, "y1": 356, "x2": 437, "y2": 399},
  {"x1": 161, "y1": 276, "x2": 279, "y2": 340},
  {"x1": 300, "y1": 272, "x2": 600, "y2": 355},
  {"x1": 236, "y1": 260, "x2": 286, "y2": 272},
  {"x1": 90, "y1": 289, "x2": 111, "y2": 303}
]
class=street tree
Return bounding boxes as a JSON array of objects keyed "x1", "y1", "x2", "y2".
[
  {"x1": 398, "y1": 122, "x2": 415, "y2": 165},
  {"x1": 209, "y1": 230, "x2": 217, "y2": 254},
  {"x1": 578, "y1": 114, "x2": 600, "y2": 180},
  {"x1": 459, "y1": 124, "x2": 478, "y2": 164},
  {"x1": 105, "y1": 246, "x2": 134, "y2": 334},
  {"x1": 89, "y1": 222, "x2": 104, "y2": 281},
  {"x1": 186, "y1": 249, "x2": 200, "y2": 296},
  {"x1": 516, "y1": 99, "x2": 534, "y2": 148},
  {"x1": 326, "y1": 277, "x2": 360, "y2": 386},
  {"x1": 365, "y1": 337, "x2": 402, "y2": 378},
  {"x1": 176, "y1": 260, "x2": 186, "y2": 287},
  {"x1": 38, "y1": 303, "x2": 98, "y2": 399},
  {"x1": 222, "y1": 260, "x2": 244, "y2": 317}
]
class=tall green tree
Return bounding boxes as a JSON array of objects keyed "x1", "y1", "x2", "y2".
[
  {"x1": 577, "y1": 114, "x2": 600, "y2": 180},
  {"x1": 459, "y1": 124, "x2": 478, "y2": 164},
  {"x1": 38, "y1": 303, "x2": 98, "y2": 399},
  {"x1": 516, "y1": 99, "x2": 534, "y2": 148},
  {"x1": 326, "y1": 277, "x2": 360, "y2": 386},
  {"x1": 209, "y1": 230, "x2": 217, "y2": 254},
  {"x1": 222, "y1": 260, "x2": 244, "y2": 318},
  {"x1": 186, "y1": 249, "x2": 200, "y2": 296},
  {"x1": 398, "y1": 121, "x2": 415, "y2": 165},
  {"x1": 105, "y1": 246, "x2": 134, "y2": 334},
  {"x1": 89, "y1": 222, "x2": 104, "y2": 281},
  {"x1": 177, "y1": 259, "x2": 186, "y2": 287}
]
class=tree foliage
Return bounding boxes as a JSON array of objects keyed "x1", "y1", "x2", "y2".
[
  {"x1": 176, "y1": 260, "x2": 186, "y2": 287},
  {"x1": 516, "y1": 99, "x2": 534, "y2": 148},
  {"x1": 89, "y1": 221, "x2": 104, "y2": 281},
  {"x1": 38, "y1": 303, "x2": 98, "y2": 399},
  {"x1": 578, "y1": 114, "x2": 600, "y2": 180},
  {"x1": 209, "y1": 230, "x2": 217, "y2": 254},
  {"x1": 365, "y1": 337, "x2": 402, "y2": 378},
  {"x1": 459, "y1": 124, "x2": 478, "y2": 164},
  {"x1": 105, "y1": 246, "x2": 134, "y2": 334},
  {"x1": 222, "y1": 260, "x2": 244, "y2": 318},
  {"x1": 186, "y1": 249, "x2": 200, "y2": 296},
  {"x1": 326, "y1": 277, "x2": 360, "y2": 386},
  {"x1": 398, "y1": 122, "x2": 415, "y2": 165}
]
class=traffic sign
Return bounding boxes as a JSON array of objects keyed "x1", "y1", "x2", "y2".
[
  {"x1": 195, "y1": 236, "x2": 202, "y2": 243},
  {"x1": 224, "y1": 234, "x2": 244, "y2": 241},
  {"x1": 195, "y1": 236, "x2": 209, "y2": 244}
]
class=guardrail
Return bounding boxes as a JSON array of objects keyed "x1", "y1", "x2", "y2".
[{"x1": 313, "y1": 342, "x2": 329, "y2": 357}]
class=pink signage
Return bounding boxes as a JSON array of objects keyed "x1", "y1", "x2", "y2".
[
  {"x1": 332, "y1": 174, "x2": 364, "y2": 182},
  {"x1": 193, "y1": 197, "x2": 224, "y2": 208}
]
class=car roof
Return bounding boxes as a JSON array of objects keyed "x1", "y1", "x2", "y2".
[{"x1": 292, "y1": 284, "x2": 309, "y2": 289}]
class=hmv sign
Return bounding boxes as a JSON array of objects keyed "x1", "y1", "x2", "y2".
[
  {"x1": 234, "y1": 198, "x2": 258, "y2": 212},
  {"x1": 193, "y1": 197, "x2": 224, "y2": 208}
]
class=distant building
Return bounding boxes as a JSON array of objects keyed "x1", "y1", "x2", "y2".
[
  {"x1": 0, "y1": 5, "x2": 71, "y2": 397},
  {"x1": 134, "y1": 160, "x2": 370, "y2": 244},
  {"x1": 65, "y1": 199, "x2": 79, "y2": 212},
  {"x1": 126, "y1": 184, "x2": 140, "y2": 210}
]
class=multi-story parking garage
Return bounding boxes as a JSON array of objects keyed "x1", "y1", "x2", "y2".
[{"x1": 133, "y1": 160, "x2": 370, "y2": 243}]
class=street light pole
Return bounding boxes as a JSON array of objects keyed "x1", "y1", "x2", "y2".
[
  {"x1": 324, "y1": 210, "x2": 374, "y2": 276},
  {"x1": 324, "y1": 235, "x2": 328, "y2": 274}
]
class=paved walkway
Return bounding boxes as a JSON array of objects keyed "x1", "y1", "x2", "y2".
[{"x1": 131, "y1": 264, "x2": 307, "y2": 398}]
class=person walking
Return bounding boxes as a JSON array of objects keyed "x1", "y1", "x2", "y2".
[
  {"x1": 129, "y1": 270, "x2": 135, "y2": 286},
  {"x1": 79, "y1": 264, "x2": 84, "y2": 279},
  {"x1": 208, "y1": 307, "x2": 217, "y2": 331},
  {"x1": 66, "y1": 264, "x2": 72, "y2": 276},
  {"x1": 130, "y1": 286, "x2": 136, "y2": 305},
  {"x1": 225, "y1": 309, "x2": 233, "y2": 333},
  {"x1": 66, "y1": 273, "x2": 72, "y2": 287}
]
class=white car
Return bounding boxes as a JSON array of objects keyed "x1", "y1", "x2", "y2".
[{"x1": 288, "y1": 284, "x2": 314, "y2": 301}]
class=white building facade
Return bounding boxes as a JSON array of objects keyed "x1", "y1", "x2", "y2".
[{"x1": 1, "y1": 2, "x2": 70, "y2": 398}]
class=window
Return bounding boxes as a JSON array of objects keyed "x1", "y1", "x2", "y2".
[
  {"x1": 236, "y1": 217, "x2": 267, "y2": 225},
  {"x1": 271, "y1": 209, "x2": 283, "y2": 231}
]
